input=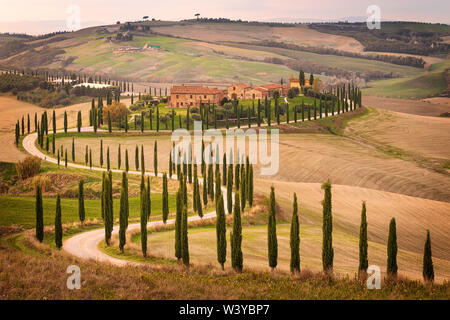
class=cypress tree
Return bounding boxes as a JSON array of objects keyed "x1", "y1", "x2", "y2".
[
  {"x1": 290, "y1": 193, "x2": 300, "y2": 273},
  {"x1": 175, "y1": 190, "x2": 182, "y2": 260},
  {"x1": 52, "y1": 110, "x2": 56, "y2": 134},
  {"x1": 64, "y1": 149, "x2": 68, "y2": 168},
  {"x1": 162, "y1": 173, "x2": 169, "y2": 223},
  {"x1": 72, "y1": 138, "x2": 75, "y2": 162},
  {"x1": 231, "y1": 193, "x2": 243, "y2": 272},
  {"x1": 104, "y1": 173, "x2": 113, "y2": 245},
  {"x1": 35, "y1": 184, "x2": 44, "y2": 242},
  {"x1": 100, "y1": 140, "x2": 103, "y2": 167},
  {"x1": 202, "y1": 173, "x2": 208, "y2": 206},
  {"x1": 196, "y1": 179, "x2": 203, "y2": 218},
  {"x1": 156, "y1": 107, "x2": 160, "y2": 132},
  {"x1": 77, "y1": 111, "x2": 82, "y2": 132},
  {"x1": 135, "y1": 145, "x2": 139, "y2": 171},
  {"x1": 55, "y1": 194, "x2": 63, "y2": 249},
  {"x1": 359, "y1": 201, "x2": 368, "y2": 273},
  {"x1": 108, "y1": 111, "x2": 112, "y2": 133},
  {"x1": 117, "y1": 143, "x2": 122, "y2": 170},
  {"x1": 240, "y1": 168, "x2": 246, "y2": 211},
  {"x1": 423, "y1": 230, "x2": 434, "y2": 283},
  {"x1": 387, "y1": 217, "x2": 398, "y2": 277},
  {"x1": 119, "y1": 172, "x2": 128, "y2": 253},
  {"x1": 78, "y1": 180, "x2": 85, "y2": 223},
  {"x1": 140, "y1": 186, "x2": 148, "y2": 257},
  {"x1": 169, "y1": 152, "x2": 173, "y2": 178},
  {"x1": 248, "y1": 165, "x2": 253, "y2": 207},
  {"x1": 227, "y1": 168, "x2": 233, "y2": 214},
  {"x1": 154, "y1": 141, "x2": 158, "y2": 177},
  {"x1": 216, "y1": 194, "x2": 226, "y2": 270},
  {"x1": 235, "y1": 162, "x2": 240, "y2": 191},
  {"x1": 57, "y1": 149, "x2": 60, "y2": 166},
  {"x1": 141, "y1": 145, "x2": 145, "y2": 174},
  {"x1": 268, "y1": 186, "x2": 278, "y2": 270},
  {"x1": 193, "y1": 176, "x2": 198, "y2": 212},
  {"x1": 181, "y1": 205, "x2": 189, "y2": 266},
  {"x1": 64, "y1": 111, "x2": 68, "y2": 133},
  {"x1": 322, "y1": 180, "x2": 334, "y2": 272},
  {"x1": 107, "y1": 146, "x2": 110, "y2": 171},
  {"x1": 223, "y1": 153, "x2": 227, "y2": 186}
]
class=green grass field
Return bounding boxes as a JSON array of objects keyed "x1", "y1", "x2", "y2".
[
  {"x1": 0, "y1": 193, "x2": 176, "y2": 228},
  {"x1": 363, "y1": 60, "x2": 450, "y2": 99},
  {"x1": 62, "y1": 35, "x2": 295, "y2": 84}
]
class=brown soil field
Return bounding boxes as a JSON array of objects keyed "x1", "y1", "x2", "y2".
[
  {"x1": 152, "y1": 24, "x2": 364, "y2": 52},
  {"x1": 363, "y1": 96, "x2": 450, "y2": 117}
]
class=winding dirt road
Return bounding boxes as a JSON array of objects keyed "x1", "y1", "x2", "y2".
[{"x1": 22, "y1": 126, "x2": 226, "y2": 266}]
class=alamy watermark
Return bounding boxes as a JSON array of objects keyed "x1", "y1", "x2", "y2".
[
  {"x1": 367, "y1": 5, "x2": 381, "y2": 30},
  {"x1": 66, "y1": 4, "x2": 81, "y2": 31},
  {"x1": 66, "y1": 265, "x2": 81, "y2": 290},
  {"x1": 171, "y1": 121, "x2": 279, "y2": 176}
]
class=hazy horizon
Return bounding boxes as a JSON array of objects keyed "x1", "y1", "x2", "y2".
[{"x1": 0, "y1": 0, "x2": 448, "y2": 35}]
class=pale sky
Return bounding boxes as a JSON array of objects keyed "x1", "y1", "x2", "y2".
[{"x1": 0, "y1": 0, "x2": 448, "y2": 27}]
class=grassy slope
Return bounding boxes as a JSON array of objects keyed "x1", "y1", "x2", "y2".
[
  {"x1": 363, "y1": 60, "x2": 449, "y2": 99},
  {"x1": 62, "y1": 35, "x2": 295, "y2": 84}
]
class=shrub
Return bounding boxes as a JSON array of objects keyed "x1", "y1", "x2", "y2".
[
  {"x1": 16, "y1": 156, "x2": 41, "y2": 180},
  {"x1": 102, "y1": 101, "x2": 130, "y2": 123},
  {"x1": 32, "y1": 175, "x2": 51, "y2": 192}
]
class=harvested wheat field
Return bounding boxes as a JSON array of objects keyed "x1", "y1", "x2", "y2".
[
  {"x1": 152, "y1": 24, "x2": 364, "y2": 52},
  {"x1": 0, "y1": 96, "x2": 43, "y2": 162},
  {"x1": 363, "y1": 96, "x2": 450, "y2": 117}
]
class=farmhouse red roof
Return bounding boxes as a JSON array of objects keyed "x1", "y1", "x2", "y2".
[
  {"x1": 259, "y1": 84, "x2": 289, "y2": 89},
  {"x1": 171, "y1": 85, "x2": 221, "y2": 94}
]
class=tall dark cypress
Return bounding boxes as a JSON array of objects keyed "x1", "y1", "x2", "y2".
[
  {"x1": 222, "y1": 153, "x2": 227, "y2": 186},
  {"x1": 268, "y1": 186, "x2": 278, "y2": 270},
  {"x1": 64, "y1": 111, "x2": 68, "y2": 133},
  {"x1": 181, "y1": 205, "x2": 189, "y2": 266},
  {"x1": 423, "y1": 230, "x2": 434, "y2": 283},
  {"x1": 322, "y1": 180, "x2": 334, "y2": 272},
  {"x1": 175, "y1": 191, "x2": 182, "y2": 260},
  {"x1": 135, "y1": 145, "x2": 139, "y2": 171},
  {"x1": 359, "y1": 201, "x2": 368, "y2": 273},
  {"x1": 72, "y1": 138, "x2": 75, "y2": 162},
  {"x1": 227, "y1": 168, "x2": 233, "y2": 214},
  {"x1": 35, "y1": 184, "x2": 44, "y2": 242},
  {"x1": 107, "y1": 146, "x2": 110, "y2": 171},
  {"x1": 231, "y1": 193, "x2": 243, "y2": 272},
  {"x1": 387, "y1": 217, "x2": 398, "y2": 277},
  {"x1": 216, "y1": 194, "x2": 226, "y2": 270},
  {"x1": 119, "y1": 172, "x2": 128, "y2": 253},
  {"x1": 140, "y1": 186, "x2": 148, "y2": 257},
  {"x1": 100, "y1": 140, "x2": 103, "y2": 167},
  {"x1": 55, "y1": 194, "x2": 62, "y2": 249},
  {"x1": 78, "y1": 180, "x2": 85, "y2": 223},
  {"x1": 154, "y1": 141, "x2": 158, "y2": 177},
  {"x1": 162, "y1": 173, "x2": 169, "y2": 223},
  {"x1": 248, "y1": 165, "x2": 253, "y2": 207},
  {"x1": 108, "y1": 111, "x2": 112, "y2": 133},
  {"x1": 141, "y1": 145, "x2": 145, "y2": 174},
  {"x1": 290, "y1": 193, "x2": 300, "y2": 273},
  {"x1": 104, "y1": 173, "x2": 113, "y2": 245}
]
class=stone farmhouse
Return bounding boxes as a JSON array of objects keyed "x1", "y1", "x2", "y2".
[
  {"x1": 168, "y1": 84, "x2": 224, "y2": 108},
  {"x1": 168, "y1": 79, "x2": 297, "y2": 108}
]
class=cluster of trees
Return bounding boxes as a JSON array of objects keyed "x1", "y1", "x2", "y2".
[{"x1": 309, "y1": 22, "x2": 449, "y2": 56}]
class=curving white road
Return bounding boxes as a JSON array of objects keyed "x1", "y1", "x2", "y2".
[
  {"x1": 22, "y1": 126, "x2": 226, "y2": 266},
  {"x1": 21, "y1": 103, "x2": 353, "y2": 266}
]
